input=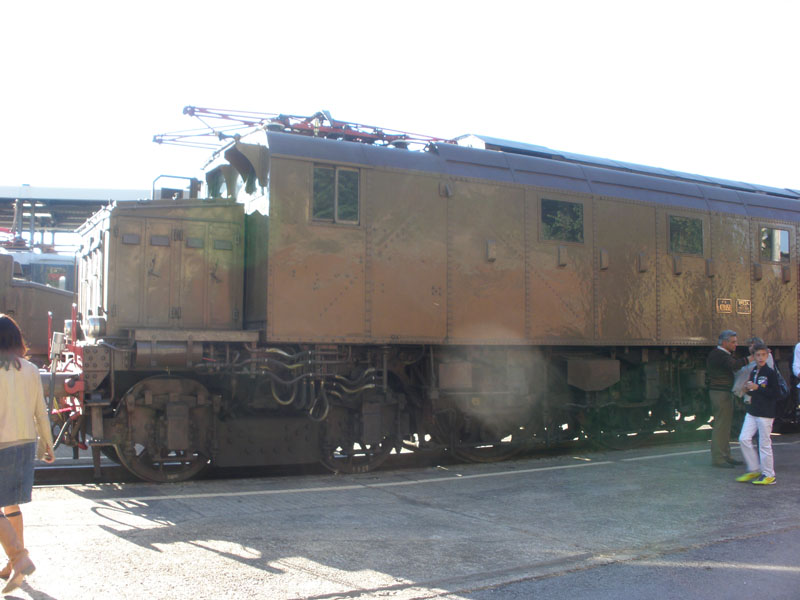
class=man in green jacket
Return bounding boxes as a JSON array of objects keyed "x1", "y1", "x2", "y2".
[{"x1": 706, "y1": 330, "x2": 750, "y2": 467}]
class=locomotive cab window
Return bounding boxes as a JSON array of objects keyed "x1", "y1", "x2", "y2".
[
  {"x1": 760, "y1": 227, "x2": 790, "y2": 263},
  {"x1": 668, "y1": 215, "x2": 703, "y2": 256},
  {"x1": 313, "y1": 166, "x2": 359, "y2": 224},
  {"x1": 541, "y1": 199, "x2": 584, "y2": 243}
]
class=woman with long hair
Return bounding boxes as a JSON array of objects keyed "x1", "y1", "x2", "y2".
[{"x1": 0, "y1": 314, "x2": 54, "y2": 594}]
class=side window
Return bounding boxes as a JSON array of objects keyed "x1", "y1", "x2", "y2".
[
  {"x1": 313, "y1": 166, "x2": 359, "y2": 224},
  {"x1": 760, "y1": 227, "x2": 790, "y2": 263},
  {"x1": 668, "y1": 215, "x2": 703, "y2": 256},
  {"x1": 541, "y1": 199, "x2": 584, "y2": 243}
]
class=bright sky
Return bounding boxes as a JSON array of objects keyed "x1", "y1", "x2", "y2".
[{"x1": 3, "y1": 0, "x2": 799, "y2": 192}]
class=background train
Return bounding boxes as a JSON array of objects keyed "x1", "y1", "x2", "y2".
[
  {"x1": 50, "y1": 110, "x2": 800, "y2": 481},
  {"x1": 0, "y1": 248, "x2": 74, "y2": 363}
]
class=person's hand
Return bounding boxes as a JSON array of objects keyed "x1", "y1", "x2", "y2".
[{"x1": 43, "y1": 446, "x2": 55, "y2": 463}]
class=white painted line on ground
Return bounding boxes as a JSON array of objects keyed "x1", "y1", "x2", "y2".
[
  {"x1": 36, "y1": 437, "x2": 800, "y2": 507},
  {"x1": 93, "y1": 460, "x2": 615, "y2": 503},
  {"x1": 632, "y1": 558, "x2": 800, "y2": 573},
  {"x1": 620, "y1": 449, "x2": 708, "y2": 462},
  {"x1": 84, "y1": 445, "x2": 734, "y2": 503}
]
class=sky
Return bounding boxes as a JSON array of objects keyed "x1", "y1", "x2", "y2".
[{"x1": 2, "y1": 0, "x2": 799, "y2": 194}]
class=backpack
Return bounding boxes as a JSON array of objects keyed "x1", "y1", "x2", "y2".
[{"x1": 775, "y1": 366, "x2": 790, "y2": 402}]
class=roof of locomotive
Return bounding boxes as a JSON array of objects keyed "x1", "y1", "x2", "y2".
[{"x1": 263, "y1": 131, "x2": 800, "y2": 222}]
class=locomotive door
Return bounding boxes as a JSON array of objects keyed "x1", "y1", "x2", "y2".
[
  {"x1": 178, "y1": 221, "x2": 243, "y2": 330},
  {"x1": 368, "y1": 172, "x2": 447, "y2": 341},
  {"x1": 143, "y1": 219, "x2": 178, "y2": 327},
  {"x1": 206, "y1": 222, "x2": 242, "y2": 329},
  {"x1": 179, "y1": 222, "x2": 208, "y2": 328},
  {"x1": 447, "y1": 182, "x2": 526, "y2": 342},
  {"x1": 594, "y1": 199, "x2": 657, "y2": 342},
  {"x1": 656, "y1": 209, "x2": 712, "y2": 342},
  {"x1": 528, "y1": 191, "x2": 593, "y2": 341},
  {"x1": 750, "y1": 221, "x2": 797, "y2": 346}
]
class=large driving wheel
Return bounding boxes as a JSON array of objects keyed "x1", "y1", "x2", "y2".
[
  {"x1": 113, "y1": 377, "x2": 213, "y2": 483},
  {"x1": 581, "y1": 403, "x2": 652, "y2": 450},
  {"x1": 432, "y1": 399, "x2": 539, "y2": 463},
  {"x1": 318, "y1": 404, "x2": 395, "y2": 474},
  {"x1": 319, "y1": 438, "x2": 394, "y2": 474}
]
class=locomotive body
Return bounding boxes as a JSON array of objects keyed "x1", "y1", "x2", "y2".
[{"x1": 59, "y1": 124, "x2": 800, "y2": 481}]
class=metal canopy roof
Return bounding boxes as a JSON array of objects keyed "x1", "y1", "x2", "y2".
[{"x1": 0, "y1": 186, "x2": 148, "y2": 232}]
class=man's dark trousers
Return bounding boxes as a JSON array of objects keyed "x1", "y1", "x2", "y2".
[{"x1": 710, "y1": 389, "x2": 735, "y2": 464}]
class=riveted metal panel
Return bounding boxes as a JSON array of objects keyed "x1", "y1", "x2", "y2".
[
  {"x1": 750, "y1": 219, "x2": 797, "y2": 345},
  {"x1": 179, "y1": 221, "x2": 208, "y2": 327},
  {"x1": 207, "y1": 221, "x2": 243, "y2": 329},
  {"x1": 595, "y1": 198, "x2": 657, "y2": 342},
  {"x1": 79, "y1": 199, "x2": 244, "y2": 336},
  {"x1": 709, "y1": 213, "x2": 752, "y2": 342},
  {"x1": 267, "y1": 158, "x2": 366, "y2": 341},
  {"x1": 367, "y1": 170, "x2": 447, "y2": 341},
  {"x1": 528, "y1": 190, "x2": 594, "y2": 341},
  {"x1": 112, "y1": 216, "x2": 145, "y2": 328},
  {"x1": 143, "y1": 218, "x2": 176, "y2": 327},
  {"x1": 447, "y1": 182, "x2": 525, "y2": 343},
  {"x1": 656, "y1": 208, "x2": 713, "y2": 343}
]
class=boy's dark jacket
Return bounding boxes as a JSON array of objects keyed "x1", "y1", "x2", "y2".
[{"x1": 746, "y1": 363, "x2": 780, "y2": 418}]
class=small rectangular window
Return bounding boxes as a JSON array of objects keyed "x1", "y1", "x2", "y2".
[
  {"x1": 186, "y1": 237, "x2": 204, "y2": 249},
  {"x1": 313, "y1": 166, "x2": 359, "y2": 224},
  {"x1": 668, "y1": 215, "x2": 703, "y2": 256},
  {"x1": 150, "y1": 235, "x2": 170, "y2": 247},
  {"x1": 760, "y1": 227, "x2": 790, "y2": 263},
  {"x1": 213, "y1": 240, "x2": 233, "y2": 251},
  {"x1": 121, "y1": 233, "x2": 141, "y2": 245},
  {"x1": 541, "y1": 199, "x2": 583, "y2": 243}
]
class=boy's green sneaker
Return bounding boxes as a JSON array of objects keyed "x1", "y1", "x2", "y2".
[
  {"x1": 752, "y1": 475, "x2": 776, "y2": 485},
  {"x1": 735, "y1": 471, "x2": 761, "y2": 482}
]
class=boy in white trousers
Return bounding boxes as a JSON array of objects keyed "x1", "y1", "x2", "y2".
[{"x1": 736, "y1": 343, "x2": 780, "y2": 485}]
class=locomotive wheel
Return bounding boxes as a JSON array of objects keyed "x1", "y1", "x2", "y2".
[
  {"x1": 318, "y1": 402, "x2": 397, "y2": 474},
  {"x1": 114, "y1": 377, "x2": 212, "y2": 483},
  {"x1": 100, "y1": 446, "x2": 121, "y2": 464},
  {"x1": 433, "y1": 408, "x2": 534, "y2": 463},
  {"x1": 659, "y1": 390, "x2": 712, "y2": 434},
  {"x1": 664, "y1": 408, "x2": 711, "y2": 434},
  {"x1": 581, "y1": 404, "x2": 651, "y2": 450},
  {"x1": 116, "y1": 443, "x2": 209, "y2": 483},
  {"x1": 319, "y1": 439, "x2": 393, "y2": 474}
]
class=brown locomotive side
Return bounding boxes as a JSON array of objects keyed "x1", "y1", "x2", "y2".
[
  {"x1": 264, "y1": 142, "x2": 797, "y2": 347},
  {"x1": 53, "y1": 130, "x2": 800, "y2": 482}
]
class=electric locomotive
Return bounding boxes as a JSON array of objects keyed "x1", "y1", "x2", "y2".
[{"x1": 50, "y1": 110, "x2": 800, "y2": 481}]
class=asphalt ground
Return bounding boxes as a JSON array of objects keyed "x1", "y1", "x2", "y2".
[{"x1": 8, "y1": 432, "x2": 800, "y2": 600}]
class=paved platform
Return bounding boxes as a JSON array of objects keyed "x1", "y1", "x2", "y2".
[{"x1": 9, "y1": 434, "x2": 800, "y2": 599}]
